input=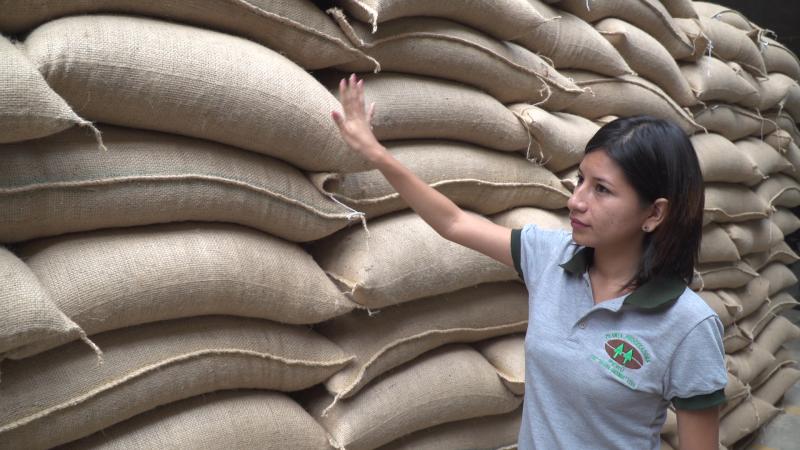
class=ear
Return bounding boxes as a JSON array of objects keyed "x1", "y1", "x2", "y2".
[{"x1": 642, "y1": 198, "x2": 669, "y2": 233}]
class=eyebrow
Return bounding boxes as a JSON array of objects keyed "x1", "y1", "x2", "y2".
[{"x1": 576, "y1": 169, "x2": 615, "y2": 188}]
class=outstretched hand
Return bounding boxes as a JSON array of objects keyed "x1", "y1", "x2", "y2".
[{"x1": 331, "y1": 73, "x2": 385, "y2": 164}]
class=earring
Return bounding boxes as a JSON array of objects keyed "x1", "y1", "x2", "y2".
[{"x1": 642, "y1": 226, "x2": 650, "y2": 232}]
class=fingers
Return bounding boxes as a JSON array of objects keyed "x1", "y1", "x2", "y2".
[{"x1": 367, "y1": 101, "x2": 376, "y2": 123}]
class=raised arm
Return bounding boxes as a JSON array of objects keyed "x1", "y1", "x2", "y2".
[{"x1": 331, "y1": 74, "x2": 514, "y2": 267}]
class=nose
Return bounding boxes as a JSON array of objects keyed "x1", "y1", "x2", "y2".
[{"x1": 567, "y1": 181, "x2": 587, "y2": 213}]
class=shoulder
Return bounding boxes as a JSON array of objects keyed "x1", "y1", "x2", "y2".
[
  {"x1": 669, "y1": 288, "x2": 721, "y2": 328},
  {"x1": 517, "y1": 223, "x2": 575, "y2": 257}
]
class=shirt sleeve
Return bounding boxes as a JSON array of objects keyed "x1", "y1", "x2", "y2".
[
  {"x1": 510, "y1": 224, "x2": 571, "y2": 285},
  {"x1": 664, "y1": 315, "x2": 728, "y2": 410}
]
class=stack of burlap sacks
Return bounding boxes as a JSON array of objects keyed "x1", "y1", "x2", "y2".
[{"x1": 1, "y1": 0, "x2": 799, "y2": 448}]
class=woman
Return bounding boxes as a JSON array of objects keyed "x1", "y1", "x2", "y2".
[{"x1": 331, "y1": 74, "x2": 727, "y2": 450}]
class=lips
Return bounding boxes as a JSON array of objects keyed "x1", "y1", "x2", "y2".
[{"x1": 570, "y1": 217, "x2": 589, "y2": 229}]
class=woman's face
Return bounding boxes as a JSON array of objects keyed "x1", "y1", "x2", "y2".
[{"x1": 567, "y1": 150, "x2": 653, "y2": 249}]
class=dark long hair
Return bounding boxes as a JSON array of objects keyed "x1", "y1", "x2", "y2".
[{"x1": 584, "y1": 116, "x2": 704, "y2": 287}]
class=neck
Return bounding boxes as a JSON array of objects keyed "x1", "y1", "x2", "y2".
[{"x1": 591, "y1": 240, "x2": 644, "y2": 291}]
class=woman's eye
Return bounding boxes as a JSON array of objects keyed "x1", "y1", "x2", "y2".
[
  {"x1": 595, "y1": 184, "x2": 609, "y2": 194},
  {"x1": 576, "y1": 175, "x2": 584, "y2": 185}
]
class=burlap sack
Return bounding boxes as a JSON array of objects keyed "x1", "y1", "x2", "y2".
[
  {"x1": 698, "y1": 290, "x2": 742, "y2": 327},
  {"x1": 508, "y1": 105, "x2": 598, "y2": 172},
  {"x1": 680, "y1": 57, "x2": 760, "y2": 108},
  {"x1": 781, "y1": 141, "x2": 800, "y2": 182},
  {"x1": 692, "y1": 261, "x2": 758, "y2": 290},
  {"x1": 692, "y1": 103, "x2": 774, "y2": 141},
  {"x1": 771, "y1": 207, "x2": 800, "y2": 235},
  {"x1": 673, "y1": 18, "x2": 711, "y2": 61},
  {"x1": 595, "y1": 18, "x2": 697, "y2": 106},
  {"x1": 0, "y1": 247, "x2": 85, "y2": 358},
  {"x1": 754, "y1": 367, "x2": 800, "y2": 405},
  {"x1": 23, "y1": 15, "x2": 365, "y2": 173},
  {"x1": 0, "y1": 316, "x2": 351, "y2": 449},
  {"x1": 311, "y1": 140, "x2": 570, "y2": 219},
  {"x1": 321, "y1": 282, "x2": 526, "y2": 399},
  {"x1": 735, "y1": 138, "x2": 793, "y2": 178},
  {"x1": 738, "y1": 293, "x2": 798, "y2": 341},
  {"x1": 543, "y1": 72, "x2": 702, "y2": 134},
  {"x1": 321, "y1": 71, "x2": 530, "y2": 151},
  {"x1": 0, "y1": 127, "x2": 358, "y2": 244},
  {"x1": 379, "y1": 408, "x2": 521, "y2": 450},
  {"x1": 697, "y1": 17, "x2": 767, "y2": 76},
  {"x1": 720, "y1": 374, "x2": 749, "y2": 417},
  {"x1": 60, "y1": 391, "x2": 330, "y2": 450},
  {"x1": 660, "y1": 0, "x2": 698, "y2": 19},
  {"x1": 691, "y1": 133, "x2": 761, "y2": 185},
  {"x1": 756, "y1": 174, "x2": 800, "y2": 208},
  {"x1": 307, "y1": 344, "x2": 522, "y2": 450},
  {"x1": 13, "y1": 223, "x2": 356, "y2": 356},
  {"x1": 723, "y1": 324, "x2": 751, "y2": 353},
  {"x1": 0, "y1": 0, "x2": 372, "y2": 70},
  {"x1": 513, "y1": 3, "x2": 634, "y2": 77},
  {"x1": 311, "y1": 211, "x2": 519, "y2": 308},
  {"x1": 762, "y1": 263, "x2": 799, "y2": 296},
  {"x1": 720, "y1": 397, "x2": 780, "y2": 447},
  {"x1": 491, "y1": 207, "x2": 571, "y2": 230},
  {"x1": 750, "y1": 347, "x2": 797, "y2": 391},
  {"x1": 771, "y1": 111, "x2": 800, "y2": 145},
  {"x1": 725, "y1": 276, "x2": 770, "y2": 318},
  {"x1": 334, "y1": 0, "x2": 550, "y2": 40},
  {"x1": 764, "y1": 129, "x2": 793, "y2": 153},
  {"x1": 557, "y1": 0, "x2": 695, "y2": 59},
  {"x1": 703, "y1": 184, "x2": 770, "y2": 225},
  {"x1": 722, "y1": 219, "x2": 783, "y2": 256},
  {"x1": 475, "y1": 333, "x2": 525, "y2": 395},
  {"x1": 692, "y1": 2, "x2": 753, "y2": 31},
  {"x1": 699, "y1": 223, "x2": 741, "y2": 264},
  {"x1": 0, "y1": 35, "x2": 97, "y2": 144},
  {"x1": 785, "y1": 82, "x2": 800, "y2": 123},
  {"x1": 744, "y1": 241, "x2": 800, "y2": 271},
  {"x1": 755, "y1": 73, "x2": 798, "y2": 112},
  {"x1": 761, "y1": 36, "x2": 800, "y2": 80},
  {"x1": 725, "y1": 343, "x2": 776, "y2": 384},
  {"x1": 332, "y1": 13, "x2": 583, "y2": 104},
  {"x1": 755, "y1": 315, "x2": 800, "y2": 355}
]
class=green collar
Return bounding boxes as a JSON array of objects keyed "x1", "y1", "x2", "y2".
[{"x1": 559, "y1": 247, "x2": 686, "y2": 309}]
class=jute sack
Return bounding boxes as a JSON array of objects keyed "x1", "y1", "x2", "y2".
[
  {"x1": 692, "y1": 103, "x2": 774, "y2": 141},
  {"x1": 749, "y1": 347, "x2": 797, "y2": 391},
  {"x1": 764, "y1": 128, "x2": 792, "y2": 153},
  {"x1": 0, "y1": 0, "x2": 372, "y2": 70},
  {"x1": 725, "y1": 343, "x2": 776, "y2": 384},
  {"x1": 680, "y1": 57, "x2": 761, "y2": 108},
  {"x1": 770, "y1": 111, "x2": 800, "y2": 145},
  {"x1": 60, "y1": 391, "x2": 331, "y2": 450},
  {"x1": 508, "y1": 105, "x2": 598, "y2": 172},
  {"x1": 673, "y1": 18, "x2": 711, "y2": 61},
  {"x1": 660, "y1": 0, "x2": 698, "y2": 19},
  {"x1": 722, "y1": 219, "x2": 783, "y2": 256},
  {"x1": 754, "y1": 367, "x2": 800, "y2": 405},
  {"x1": 307, "y1": 344, "x2": 522, "y2": 450},
  {"x1": 543, "y1": 72, "x2": 702, "y2": 134},
  {"x1": 0, "y1": 247, "x2": 86, "y2": 359},
  {"x1": 755, "y1": 73, "x2": 798, "y2": 112},
  {"x1": 738, "y1": 293, "x2": 799, "y2": 339},
  {"x1": 761, "y1": 36, "x2": 800, "y2": 80},
  {"x1": 692, "y1": 2, "x2": 753, "y2": 31},
  {"x1": 379, "y1": 408, "x2": 521, "y2": 450},
  {"x1": 334, "y1": 0, "x2": 550, "y2": 40},
  {"x1": 782, "y1": 141, "x2": 800, "y2": 182},
  {"x1": 755, "y1": 315, "x2": 800, "y2": 355},
  {"x1": 735, "y1": 138, "x2": 793, "y2": 178},
  {"x1": 0, "y1": 316, "x2": 351, "y2": 449},
  {"x1": 691, "y1": 261, "x2": 758, "y2": 290},
  {"x1": 0, "y1": 127, "x2": 359, "y2": 244},
  {"x1": 321, "y1": 282, "x2": 527, "y2": 400},
  {"x1": 720, "y1": 374, "x2": 749, "y2": 417},
  {"x1": 13, "y1": 223, "x2": 356, "y2": 356},
  {"x1": 762, "y1": 263, "x2": 800, "y2": 296},
  {"x1": 331, "y1": 13, "x2": 584, "y2": 104},
  {"x1": 691, "y1": 133, "x2": 761, "y2": 185},
  {"x1": 696, "y1": 17, "x2": 767, "y2": 77},
  {"x1": 595, "y1": 18, "x2": 698, "y2": 107},
  {"x1": 0, "y1": 35, "x2": 98, "y2": 144},
  {"x1": 557, "y1": 0, "x2": 695, "y2": 59},
  {"x1": 784, "y1": 82, "x2": 800, "y2": 123},
  {"x1": 723, "y1": 323, "x2": 750, "y2": 353},
  {"x1": 698, "y1": 290, "x2": 742, "y2": 327},
  {"x1": 491, "y1": 207, "x2": 571, "y2": 231},
  {"x1": 311, "y1": 211, "x2": 519, "y2": 308},
  {"x1": 703, "y1": 184, "x2": 770, "y2": 225},
  {"x1": 744, "y1": 241, "x2": 800, "y2": 271},
  {"x1": 23, "y1": 15, "x2": 366, "y2": 173},
  {"x1": 755, "y1": 174, "x2": 800, "y2": 208},
  {"x1": 724, "y1": 276, "x2": 770, "y2": 319},
  {"x1": 771, "y1": 207, "x2": 800, "y2": 235},
  {"x1": 512, "y1": 3, "x2": 634, "y2": 77},
  {"x1": 475, "y1": 333, "x2": 525, "y2": 395},
  {"x1": 699, "y1": 223, "x2": 741, "y2": 264},
  {"x1": 310, "y1": 140, "x2": 570, "y2": 219},
  {"x1": 720, "y1": 396, "x2": 780, "y2": 447},
  {"x1": 321, "y1": 71, "x2": 530, "y2": 151}
]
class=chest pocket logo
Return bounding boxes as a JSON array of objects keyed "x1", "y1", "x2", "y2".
[{"x1": 604, "y1": 339, "x2": 645, "y2": 370}]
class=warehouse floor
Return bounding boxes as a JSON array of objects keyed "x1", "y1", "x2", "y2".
[{"x1": 745, "y1": 307, "x2": 800, "y2": 450}]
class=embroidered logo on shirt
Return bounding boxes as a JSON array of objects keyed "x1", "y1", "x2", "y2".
[
  {"x1": 604, "y1": 339, "x2": 644, "y2": 369},
  {"x1": 589, "y1": 333, "x2": 653, "y2": 389}
]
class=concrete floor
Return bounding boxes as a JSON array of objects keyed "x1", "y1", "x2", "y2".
[{"x1": 745, "y1": 308, "x2": 800, "y2": 450}]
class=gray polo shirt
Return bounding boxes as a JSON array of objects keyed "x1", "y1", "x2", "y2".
[{"x1": 511, "y1": 224, "x2": 727, "y2": 450}]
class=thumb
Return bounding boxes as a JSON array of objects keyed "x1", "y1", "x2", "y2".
[
  {"x1": 367, "y1": 102, "x2": 376, "y2": 123},
  {"x1": 331, "y1": 110, "x2": 345, "y2": 130}
]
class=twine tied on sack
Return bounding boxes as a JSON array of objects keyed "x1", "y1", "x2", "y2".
[
  {"x1": 79, "y1": 330, "x2": 105, "y2": 367},
  {"x1": 327, "y1": 193, "x2": 370, "y2": 238},
  {"x1": 77, "y1": 119, "x2": 108, "y2": 152}
]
